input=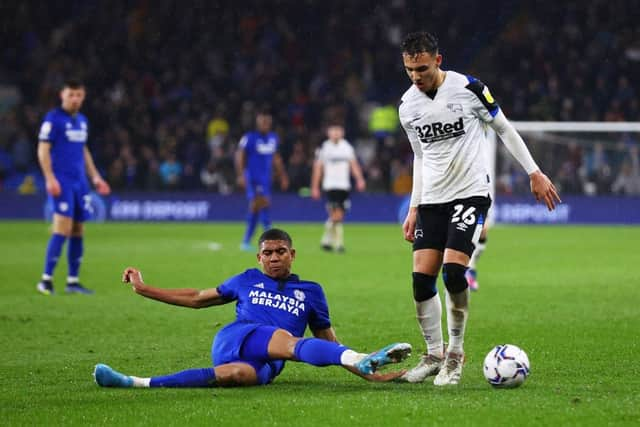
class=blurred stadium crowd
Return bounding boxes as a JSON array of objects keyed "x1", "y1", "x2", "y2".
[{"x1": 1, "y1": 0, "x2": 639, "y2": 196}]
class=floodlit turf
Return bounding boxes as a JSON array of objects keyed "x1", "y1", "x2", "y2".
[{"x1": 1, "y1": 221, "x2": 639, "y2": 426}]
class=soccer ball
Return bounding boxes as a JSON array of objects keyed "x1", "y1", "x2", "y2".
[{"x1": 483, "y1": 344, "x2": 530, "y2": 388}]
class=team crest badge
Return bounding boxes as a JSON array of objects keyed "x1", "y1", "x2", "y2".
[
  {"x1": 294, "y1": 290, "x2": 306, "y2": 302},
  {"x1": 447, "y1": 103, "x2": 463, "y2": 113}
]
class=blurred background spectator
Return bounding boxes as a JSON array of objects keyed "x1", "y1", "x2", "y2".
[{"x1": 0, "y1": 0, "x2": 638, "y2": 196}]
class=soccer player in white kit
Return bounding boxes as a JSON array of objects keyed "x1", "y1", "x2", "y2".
[
  {"x1": 311, "y1": 125, "x2": 366, "y2": 252},
  {"x1": 398, "y1": 32, "x2": 561, "y2": 385}
]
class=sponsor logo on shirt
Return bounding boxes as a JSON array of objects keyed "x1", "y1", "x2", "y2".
[
  {"x1": 256, "y1": 140, "x2": 276, "y2": 154},
  {"x1": 248, "y1": 289, "x2": 306, "y2": 316},
  {"x1": 414, "y1": 117, "x2": 465, "y2": 144},
  {"x1": 482, "y1": 86, "x2": 495, "y2": 104},
  {"x1": 65, "y1": 129, "x2": 88, "y2": 143}
]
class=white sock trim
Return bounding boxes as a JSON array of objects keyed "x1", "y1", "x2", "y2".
[
  {"x1": 340, "y1": 349, "x2": 366, "y2": 366},
  {"x1": 132, "y1": 376, "x2": 151, "y2": 388}
]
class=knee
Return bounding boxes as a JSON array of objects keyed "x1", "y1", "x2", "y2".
[
  {"x1": 217, "y1": 365, "x2": 255, "y2": 386},
  {"x1": 442, "y1": 263, "x2": 468, "y2": 294},
  {"x1": 412, "y1": 272, "x2": 438, "y2": 301}
]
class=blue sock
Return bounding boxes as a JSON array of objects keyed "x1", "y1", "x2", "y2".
[
  {"x1": 259, "y1": 207, "x2": 271, "y2": 231},
  {"x1": 44, "y1": 233, "x2": 67, "y2": 277},
  {"x1": 293, "y1": 338, "x2": 349, "y2": 366},
  {"x1": 243, "y1": 212, "x2": 259, "y2": 244},
  {"x1": 150, "y1": 368, "x2": 217, "y2": 388},
  {"x1": 67, "y1": 236, "x2": 83, "y2": 279}
]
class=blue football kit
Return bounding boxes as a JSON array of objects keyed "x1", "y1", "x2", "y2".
[
  {"x1": 38, "y1": 107, "x2": 92, "y2": 222},
  {"x1": 212, "y1": 268, "x2": 332, "y2": 384},
  {"x1": 93, "y1": 268, "x2": 412, "y2": 388},
  {"x1": 238, "y1": 131, "x2": 279, "y2": 199}
]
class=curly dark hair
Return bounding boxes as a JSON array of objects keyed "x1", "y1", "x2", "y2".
[{"x1": 401, "y1": 31, "x2": 439, "y2": 56}]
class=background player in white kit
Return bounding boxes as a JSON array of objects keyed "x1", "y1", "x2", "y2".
[
  {"x1": 398, "y1": 32, "x2": 560, "y2": 385},
  {"x1": 311, "y1": 124, "x2": 366, "y2": 252}
]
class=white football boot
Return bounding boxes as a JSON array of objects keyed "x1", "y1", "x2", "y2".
[
  {"x1": 399, "y1": 352, "x2": 444, "y2": 383},
  {"x1": 433, "y1": 351, "x2": 465, "y2": 386}
]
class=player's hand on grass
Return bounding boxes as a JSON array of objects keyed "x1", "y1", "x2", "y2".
[
  {"x1": 529, "y1": 170, "x2": 561, "y2": 211},
  {"x1": 46, "y1": 177, "x2": 61, "y2": 197},
  {"x1": 122, "y1": 267, "x2": 144, "y2": 289},
  {"x1": 362, "y1": 369, "x2": 407, "y2": 382},
  {"x1": 345, "y1": 365, "x2": 407, "y2": 382}
]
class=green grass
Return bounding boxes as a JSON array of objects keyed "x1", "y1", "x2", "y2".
[{"x1": 1, "y1": 221, "x2": 639, "y2": 426}]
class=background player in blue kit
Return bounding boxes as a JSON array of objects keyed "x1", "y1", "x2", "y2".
[
  {"x1": 235, "y1": 110, "x2": 289, "y2": 251},
  {"x1": 94, "y1": 229, "x2": 411, "y2": 388},
  {"x1": 36, "y1": 80, "x2": 111, "y2": 295}
]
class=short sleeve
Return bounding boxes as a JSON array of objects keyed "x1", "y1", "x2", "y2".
[
  {"x1": 38, "y1": 113, "x2": 56, "y2": 142},
  {"x1": 346, "y1": 143, "x2": 355, "y2": 160},
  {"x1": 216, "y1": 272, "x2": 245, "y2": 301},
  {"x1": 308, "y1": 285, "x2": 331, "y2": 330},
  {"x1": 238, "y1": 135, "x2": 249, "y2": 149}
]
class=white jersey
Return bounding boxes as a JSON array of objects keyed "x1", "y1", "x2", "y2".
[
  {"x1": 399, "y1": 70, "x2": 499, "y2": 205},
  {"x1": 315, "y1": 139, "x2": 356, "y2": 191}
]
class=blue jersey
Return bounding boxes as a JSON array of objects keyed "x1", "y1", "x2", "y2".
[
  {"x1": 38, "y1": 107, "x2": 89, "y2": 182},
  {"x1": 238, "y1": 131, "x2": 279, "y2": 183},
  {"x1": 217, "y1": 268, "x2": 332, "y2": 337}
]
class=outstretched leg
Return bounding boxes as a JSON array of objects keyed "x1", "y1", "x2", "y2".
[
  {"x1": 267, "y1": 328, "x2": 410, "y2": 376},
  {"x1": 94, "y1": 362, "x2": 259, "y2": 388}
]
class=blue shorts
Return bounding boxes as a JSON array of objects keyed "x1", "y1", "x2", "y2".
[
  {"x1": 50, "y1": 179, "x2": 92, "y2": 222},
  {"x1": 211, "y1": 322, "x2": 285, "y2": 385},
  {"x1": 245, "y1": 179, "x2": 272, "y2": 200}
]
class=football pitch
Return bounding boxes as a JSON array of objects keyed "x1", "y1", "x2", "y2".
[{"x1": 1, "y1": 221, "x2": 638, "y2": 426}]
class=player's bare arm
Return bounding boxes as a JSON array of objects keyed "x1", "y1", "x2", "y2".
[
  {"x1": 83, "y1": 146, "x2": 110, "y2": 195},
  {"x1": 488, "y1": 111, "x2": 561, "y2": 211},
  {"x1": 273, "y1": 153, "x2": 289, "y2": 191},
  {"x1": 312, "y1": 326, "x2": 339, "y2": 342},
  {"x1": 349, "y1": 158, "x2": 366, "y2": 192},
  {"x1": 310, "y1": 159, "x2": 323, "y2": 199},
  {"x1": 37, "y1": 141, "x2": 61, "y2": 196},
  {"x1": 122, "y1": 267, "x2": 227, "y2": 308},
  {"x1": 235, "y1": 148, "x2": 246, "y2": 189}
]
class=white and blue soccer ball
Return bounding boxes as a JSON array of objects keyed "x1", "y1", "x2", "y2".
[{"x1": 483, "y1": 344, "x2": 530, "y2": 388}]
